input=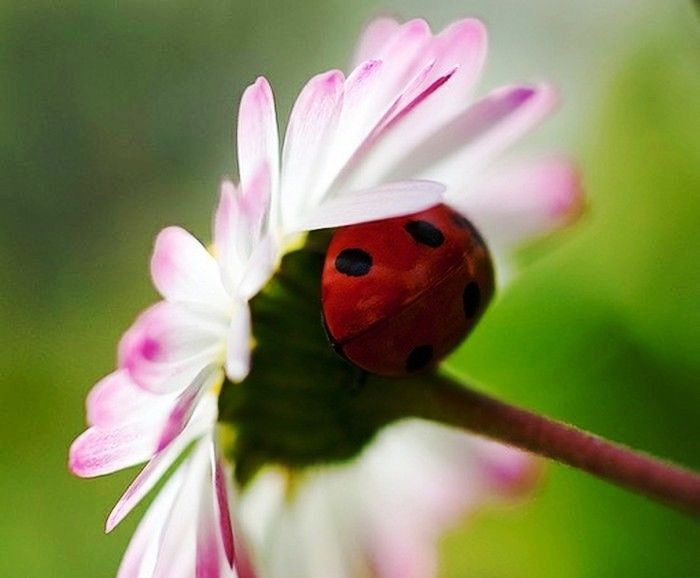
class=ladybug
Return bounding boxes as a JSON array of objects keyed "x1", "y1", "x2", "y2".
[{"x1": 321, "y1": 204, "x2": 495, "y2": 377}]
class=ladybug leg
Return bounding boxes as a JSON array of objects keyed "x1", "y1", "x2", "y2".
[{"x1": 347, "y1": 368, "x2": 368, "y2": 394}]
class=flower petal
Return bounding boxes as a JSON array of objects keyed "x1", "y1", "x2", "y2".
[
  {"x1": 117, "y1": 466, "x2": 184, "y2": 578},
  {"x1": 214, "y1": 461, "x2": 236, "y2": 568},
  {"x1": 214, "y1": 177, "x2": 271, "y2": 295},
  {"x1": 237, "y1": 76, "x2": 279, "y2": 221},
  {"x1": 429, "y1": 18, "x2": 488, "y2": 105},
  {"x1": 118, "y1": 301, "x2": 228, "y2": 394},
  {"x1": 296, "y1": 180, "x2": 444, "y2": 231},
  {"x1": 368, "y1": 19, "x2": 488, "y2": 169},
  {"x1": 352, "y1": 17, "x2": 401, "y2": 66},
  {"x1": 359, "y1": 19, "x2": 432, "y2": 105},
  {"x1": 280, "y1": 70, "x2": 344, "y2": 231},
  {"x1": 382, "y1": 84, "x2": 558, "y2": 189},
  {"x1": 196, "y1": 448, "x2": 237, "y2": 578},
  {"x1": 423, "y1": 84, "x2": 559, "y2": 186},
  {"x1": 156, "y1": 366, "x2": 221, "y2": 452},
  {"x1": 224, "y1": 300, "x2": 252, "y2": 383},
  {"x1": 360, "y1": 421, "x2": 535, "y2": 578},
  {"x1": 450, "y1": 157, "x2": 583, "y2": 251},
  {"x1": 69, "y1": 409, "x2": 166, "y2": 478},
  {"x1": 151, "y1": 227, "x2": 229, "y2": 310},
  {"x1": 152, "y1": 437, "x2": 235, "y2": 578},
  {"x1": 238, "y1": 234, "x2": 277, "y2": 300},
  {"x1": 106, "y1": 393, "x2": 219, "y2": 533},
  {"x1": 86, "y1": 369, "x2": 163, "y2": 428}
]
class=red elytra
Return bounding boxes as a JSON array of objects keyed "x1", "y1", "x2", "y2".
[{"x1": 321, "y1": 204, "x2": 495, "y2": 376}]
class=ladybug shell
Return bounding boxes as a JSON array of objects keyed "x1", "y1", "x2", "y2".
[{"x1": 321, "y1": 204, "x2": 494, "y2": 376}]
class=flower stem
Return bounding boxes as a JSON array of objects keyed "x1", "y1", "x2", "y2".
[{"x1": 411, "y1": 374, "x2": 700, "y2": 517}]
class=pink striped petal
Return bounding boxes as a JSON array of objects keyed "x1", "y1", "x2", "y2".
[
  {"x1": 340, "y1": 84, "x2": 557, "y2": 197},
  {"x1": 380, "y1": 85, "x2": 557, "y2": 188},
  {"x1": 373, "y1": 19, "x2": 488, "y2": 164},
  {"x1": 117, "y1": 468, "x2": 183, "y2": 578},
  {"x1": 331, "y1": 60, "x2": 456, "y2": 194},
  {"x1": 118, "y1": 301, "x2": 228, "y2": 394},
  {"x1": 215, "y1": 461, "x2": 235, "y2": 567},
  {"x1": 152, "y1": 438, "x2": 236, "y2": 578},
  {"x1": 326, "y1": 59, "x2": 385, "y2": 179},
  {"x1": 429, "y1": 19, "x2": 487, "y2": 101},
  {"x1": 341, "y1": 21, "x2": 434, "y2": 166},
  {"x1": 297, "y1": 180, "x2": 444, "y2": 232},
  {"x1": 69, "y1": 411, "x2": 166, "y2": 478},
  {"x1": 196, "y1": 449, "x2": 236, "y2": 578},
  {"x1": 237, "y1": 76, "x2": 279, "y2": 215},
  {"x1": 151, "y1": 227, "x2": 229, "y2": 310},
  {"x1": 151, "y1": 449, "x2": 206, "y2": 578},
  {"x1": 280, "y1": 70, "x2": 344, "y2": 230},
  {"x1": 451, "y1": 157, "x2": 583, "y2": 250},
  {"x1": 363, "y1": 19, "x2": 432, "y2": 102},
  {"x1": 86, "y1": 369, "x2": 163, "y2": 427},
  {"x1": 107, "y1": 392, "x2": 219, "y2": 533},
  {"x1": 444, "y1": 84, "x2": 559, "y2": 179},
  {"x1": 156, "y1": 366, "x2": 220, "y2": 452}
]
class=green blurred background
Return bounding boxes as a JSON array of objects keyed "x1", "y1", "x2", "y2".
[{"x1": 1, "y1": 1, "x2": 698, "y2": 576}]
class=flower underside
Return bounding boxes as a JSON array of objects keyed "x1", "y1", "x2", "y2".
[{"x1": 219, "y1": 232, "x2": 452, "y2": 485}]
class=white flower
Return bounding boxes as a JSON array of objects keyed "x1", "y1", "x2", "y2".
[{"x1": 69, "y1": 15, "x2": 582, "y2": 578}]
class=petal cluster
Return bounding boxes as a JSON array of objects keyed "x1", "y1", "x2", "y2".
[
  {"x1": 70, "y1": 370, "x2": 241, "y2": 577},
  {"x1": 237, "y1": 420, "x2": 536, "y2": 578}
]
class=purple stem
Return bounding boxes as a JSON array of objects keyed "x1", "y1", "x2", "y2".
[{"x1": 415, "y1": 375, "x2": 700, "y2": 517}]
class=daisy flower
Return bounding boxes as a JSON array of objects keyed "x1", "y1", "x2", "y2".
[{"x1": 69, "y1": 15, "x2": 582, "y2": 578}]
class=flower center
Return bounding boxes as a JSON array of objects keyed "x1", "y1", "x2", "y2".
[{"x1": 219, "y1": 240, "x2": 390, "y2": 486}]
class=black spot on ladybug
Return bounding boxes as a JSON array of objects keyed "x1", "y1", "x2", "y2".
[
  {"x1": 405, "y1": 345, "x2": 434, "y2": 372},
  {"x1": 404, "y1": 220, "x2": 444, "y2": 248},
  {"x1": 335, "y1": 248, "x2": 373, "y2": 277},
  {"x1": 450, "y1": 212, "x2": 489, "y2": 248},
  {"x1": 463, "y1": 282, "x2": 481, "y2": 318}
]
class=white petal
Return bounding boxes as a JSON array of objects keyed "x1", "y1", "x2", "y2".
[
  {"x1": 359, "y1": 421, "x2": 535, "y2": 578},
  {"x1": 358, "y1": 19, "x2": 432, "y2": 109},
  {"x1": 150, "y1": 446, "x2": 207, "y2": 578},
  {"x1": 422, "y1": 84, "x2": 559, "y2": 186},
  {"x1": 342, "y1": 84, "x2": 557, "y2": 195},
  {"x1": 325, "y1": 59, "x2": 386, "y2": 184},
  {"x1": 237, "y1": 76, "x2": 279, "y2": 223},
  {"x1": 450, "y1": 157, "x2": 583, "y2": 251},
  {"x1": 352, "y1": 17, "x2": 401, "y2": 66},
  {"x1": 153, "y1": 436, "x2": 234, "y2": 578},
  {"x1": 151, "y1": 227, "x2": 229, "y2": 311},
  {"x1": 296, "y1": 180, "x2": 444, "y2": 232},
  {"x1": 238, "y1": 234, "x2": 278, "y2": 300},
  {"x1": 214, "y1": 177, "x2": 271, "y2": 295},
  {"x1": 69, "y1": 408, "x2": 167, "y2": 478},
  {"x1": 225, "y1": 300, "x2": 252, "y2": 383},
  {"x1": 105, "y1": 393, "x2": 214, "y2": 532},
  {"x1": 362, "y1": 19, "x2": 488, "y2": 178},
  {"x1": 195, "y1": 448, "x2": 238, "y2": 578},
  {"x1": 117, "y1": 467, "x2": 184, "y2": 578},
  {"x1": 86, "y1": 369, "x2": 164, "y2": 428},
  {"x1": 118, "y1": 301, "x2": 228, "y2": 394},
  {"x1": 156, "y1": 366, "x2": 221, "y2": 452},
  {"x1": 280, "y1": 70, "x2": 344, "y2": 231}
]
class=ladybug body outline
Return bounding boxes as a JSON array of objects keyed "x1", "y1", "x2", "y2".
[{"x1": 321, "y1": 204, "x2": 494, "y2": 376}]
